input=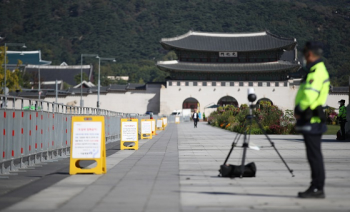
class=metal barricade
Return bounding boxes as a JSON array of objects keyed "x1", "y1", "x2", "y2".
[{"x1": 0, "y1": 95, "x2": 124, "y2": 175}]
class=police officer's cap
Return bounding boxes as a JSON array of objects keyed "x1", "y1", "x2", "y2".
[
  {"x1": 339, "y1": 99, "x2": 346, "y2": 103},
  {"x1": 303, "y1": 41, "x2": 324, "y2": 55}
]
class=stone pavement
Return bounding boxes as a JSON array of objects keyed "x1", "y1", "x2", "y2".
[{"x1": 1, "y1": 122, "x2": 350, "y2": 212}]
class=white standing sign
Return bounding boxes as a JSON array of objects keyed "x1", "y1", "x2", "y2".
[
  {"x1": 175, "y1": 116, "x2": 180, "y2": 123},
  {"x1": 142, "y1": 121, "x2": 152, "y2": 134},
  {"x1": 122, "y1": 122, "x2": 138, "y2": 141},
  {"x1": 72, "y1": 122, "x2": 102, "y2": 159},
  {"x1": 152, "y1": 120, "x2": 155, "y2": 131},
  {"x1": 157, "y1": 120, "x2": 163, "y2": 128},
  {"x1": 163, "y1": 118, "x2": 167, "y2": 126}
]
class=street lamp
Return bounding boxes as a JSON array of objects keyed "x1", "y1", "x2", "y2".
[
  {"x1": 96, "y1": 57, "x2": 116, "y2": 109},
  {"x1": 80, "y1": 54, "x2": 98, "y2": 107},
  {"x1": 2, "y1": 42, "x2": 26, "y2": 108}
]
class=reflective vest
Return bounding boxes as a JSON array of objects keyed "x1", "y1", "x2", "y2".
[
  {"x1": 295, "y1": 61, "x2": 330, "y2": 123},
  {"x1": 339, "y1": 105, "x2": 347, "y2": 120}
]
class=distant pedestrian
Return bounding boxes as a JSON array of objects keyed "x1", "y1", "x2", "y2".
[
  {"x1": 192, "y1": 109, "x2": 199, "y2": 128},
  {"x1": 337, "y1": 99, "x2": 347, "y2": 140},
  {"x1": 294, "y1": 41, "x2": 329, "y2": 199}
]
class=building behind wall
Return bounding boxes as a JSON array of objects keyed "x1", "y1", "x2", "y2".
[{"x1": 157, "y1": 30, "x2": 301, "y2": 114}]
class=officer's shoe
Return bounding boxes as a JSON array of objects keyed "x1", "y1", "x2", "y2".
[{"x1": 298, "y1": 187, "x2": 325, "y2": 199}]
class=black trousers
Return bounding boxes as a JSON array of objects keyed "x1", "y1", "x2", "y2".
[
  {"x1": 193, "y1": 119, "x2": 198, "y2": 127},
  {"x1": 340, "y1": 121, "x2": 346, "y2": 138},
  {"x1": 303, "y1": 134, "x2": 325, "y2": 190}
]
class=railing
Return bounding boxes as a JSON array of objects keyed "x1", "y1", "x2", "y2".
[
  {"x1": 0, "y1": 95, "x2": 125, "y2": 175},
  {"x1": 0, "y1": 95, "x2": 190, "y2": 175}
]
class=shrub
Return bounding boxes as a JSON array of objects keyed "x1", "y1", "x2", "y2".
[
  {"x1": 250, "y1": 128, "x2": 263, "y2": 134},
  {"x1": 259, "y1": 105, "x2": 283, "y2": 127},
  {"x1": 236, "y1": 108, "x2": 249, "y2": 123},
  {"x1": 263, "y1": 126, "x2": 271, "y2": 134},
  {"x1": 217, "y1": 106, "x2": 224, "y2": 113},
  {"x1": 269, "y1": 124, "x2": 284, "y2": 134},
  {"x1": 233, "y1": 124, "x2": 245, "y2": 133},
  {"x1": 211, "y1": 103, "x2": 296, "y2": 135},
  {"x1": 284, "y1": 124, "x2": 296, "y2": 134},
  {"x1": 208, "y1": 111, "x2": 219, "y2": 125},
  {"x1": 240, "y1": 104, "x2": 248, "y2": 110}
]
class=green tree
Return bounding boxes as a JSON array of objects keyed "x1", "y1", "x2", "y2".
[
  {"x1": 0, "y1": 46, "x2": 22, "y2": 93},
  {"x1": 74, "y1": 72, "x2": 89, "y2": 85}
]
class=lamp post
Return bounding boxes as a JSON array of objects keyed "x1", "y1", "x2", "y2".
[
  {"x1": 96, "y1": 57, "x2": 116, "y2": 109},
  {"x1": 80, "y1": 54, "x2": 98, "y2": 107},
  {"x1": 2, "y1": 42, "x2": 26, "y2": 108},
  {"x1": 38, "y1": 66, "x2": 41, "y2": 100}
]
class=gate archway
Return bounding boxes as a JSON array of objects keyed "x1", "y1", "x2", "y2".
[
  {"x1": 257, "y1": 98, "x2": 273, "y2": 106},
  {"x1": 183, "y1": 97, "x2": 199, "y2": 112},
  {"x1": 217, "y1": 96, "x2": 238, "y2": 107}
]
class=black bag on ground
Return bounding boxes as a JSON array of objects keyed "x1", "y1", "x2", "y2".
[{"x1": 219, "y1": 162, "x2": 256, "y2": 178}]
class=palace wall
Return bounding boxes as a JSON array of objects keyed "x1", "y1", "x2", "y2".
[
  {"x1": 43, "y1": 84, "x2": 161, "y2": 114},
  {"x1": 9, "y1": 82, "x2": 347, "y2": 116},
  {"x1": 159, "y1": 81, "x2": 348, "y2": 115}
]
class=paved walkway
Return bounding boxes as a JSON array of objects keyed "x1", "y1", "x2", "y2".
[{"x1": 2, "y1": 122, "x2": 350, "y2": 212}]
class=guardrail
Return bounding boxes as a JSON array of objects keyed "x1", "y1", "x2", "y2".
[{"x1": 0, "y1": 95, "x2": 125, "y2": 175}]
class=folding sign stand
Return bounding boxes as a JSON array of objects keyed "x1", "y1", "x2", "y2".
[
  {"x1": 175, "y1": 116, "x2": 180, "y2": 124},
  {"x1": 151, "y1": 119, "x2": 156, "y2": 136},
  {"x1": 156, "y1": 119, "x2": 164, "y2": 131},
  {"x1": 162, "y1": 117, "x2": 168, "y2": 128},
  {"x1": 69, "y1": 116, "x2": 106, "y2": 175},
  {"x1": 141, "y1": 119, "x2": 152, "y2": 140},
  {"x1": 120, "y1": 118, "x2": 139, "y2": 150}
]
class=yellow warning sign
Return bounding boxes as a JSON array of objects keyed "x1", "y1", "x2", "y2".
[
  {"x1": 141, "y1": 119, "x2": 152, "y2": 140},
  {"x1": 120, "y1": 118, "x2": 139, "y2": 150},
  {"x1": 69, "y1": 116, "x2": 106, "y2": 175},
  {"x1": 156, "y1": 119, "x2": 164, "y2": 131},
  {"x1": 175, "y1": 116, "x2": 180, "y2": 124},
  {"x1": 161, "y1": 117, "x2": 168, "y2": 129},
  {"x1": 151, "y1": 119, "x2": 156, "y2": 135},
  {"x1": 162, "y1": 117, "x2": 168, "y2": 127}
]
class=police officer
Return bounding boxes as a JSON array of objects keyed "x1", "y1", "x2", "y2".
[
  {"x1": 338, "y1": 99, "x2": 347, "y2": 140},
  {"x1": 294, "y1": 41, "x2": 329, "y2": 199}
]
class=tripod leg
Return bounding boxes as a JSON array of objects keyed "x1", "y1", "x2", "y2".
[
  {"x1": 254, "y1": 117, "x2": 294, "y2": 177},
  {"x1": 240, "y1": 118, "x2": 252, "y2": 177},
  {"x1": 222, "y1": 121, "x2": 247, "y2": 165}
]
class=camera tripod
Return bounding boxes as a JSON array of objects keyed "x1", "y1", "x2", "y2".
[{"x1": 221, "y1": 104, "x2": 295, "y2": 178}]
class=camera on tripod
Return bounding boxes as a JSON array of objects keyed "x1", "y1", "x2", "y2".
[
  {"x1": 247, "y1": 88, "x2": 257, "y2": 103},
  {"x1": 218, "y1": 88, "x2": 294, "y2": 178}
]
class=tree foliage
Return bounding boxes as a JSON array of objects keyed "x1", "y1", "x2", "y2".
[
  {"x1": 74, "y1": 72, "x2": 89, "y2": 85},
  {"x1": 0, "y1": 47, "x2": 22, "y2": 93},
  {"x1": 1, "y1": 0, "x2": 349, "y2": 85}
]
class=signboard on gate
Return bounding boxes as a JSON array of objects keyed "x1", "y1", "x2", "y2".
[
  {"x1": 141, "y1": 119, "x2": 152, "y2": 140},
  {"x1": 69, "y1": 116, "x2": 106, "y2": 175},
  {"x1": 219, "y1": 52, "x2": 237, "y2": 57},
  {"x1": 120, "y1": 119, "x2": 138, "y2": 150}
]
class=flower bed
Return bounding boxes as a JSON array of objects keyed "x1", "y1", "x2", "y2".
[{"x1": 208, "y1": 101, "x2": 296, "y2": 134}]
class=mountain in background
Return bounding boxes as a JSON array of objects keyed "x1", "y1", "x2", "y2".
[{"x1": 1, "y1": 0, "x2": 349, "y2": 86}]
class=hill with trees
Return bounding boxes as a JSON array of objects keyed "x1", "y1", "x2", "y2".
[{"x1": 1, "y1": 0, "x2": 349, "y2": 87}]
